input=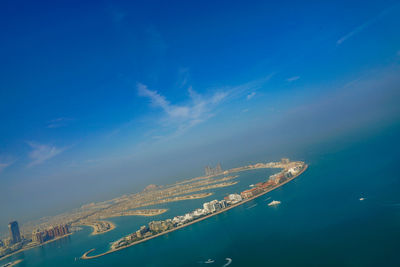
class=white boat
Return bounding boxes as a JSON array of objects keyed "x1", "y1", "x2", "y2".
[
  {"x1": 249, "y1": 184, "x2": 255, "y2": 187},
  {"x1": 205, "y1": 259, "x2": 214, "y2": 264},
  {"x1": 268, "y1": 200, "x2": 281, "y2": 206},
  {"x1": 359, "y1": 197, "x2": 365, "y2": 201}
]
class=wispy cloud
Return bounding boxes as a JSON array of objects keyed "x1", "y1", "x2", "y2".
[
  {"x1": 0, "y1": 162, "x2": 11, "y2": 173},
  {"x1": 336, "y1": 6, "x2": 395, "y2": 45},
  {"x1": 138, "y1": 83, "x2": 228, "y2": 134},
  {"x1": 246, "y1": 92, "x2": 256, "y2": 100},
  {"x1": 287, "y1": 76, "x2": 300, "y2": 82},
  {"x1": 0, "y1": 156, "x2": 15, "y2": 173},
  {"x1": 224, "y1": 73, "x2": 275, "y2": 99},
  {"x1": 47, "y1": 117, "x2": 73, "y2": 128},
  {"x1": 176, "y1": 67, "x2": 190, "y2": 88},
  {"x1": 27, "y1": 142, "x2": 65, "y2": 167},
  {"x1": 136, "y1": 74, "x2": 274, "y2": 139}
]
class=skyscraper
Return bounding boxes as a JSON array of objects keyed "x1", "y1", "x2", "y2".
[
  {"x1": 8, "y1": 221, "x2": 21, "y2": 244},
  {"x1": 204, "y1": 163, "x2": 223, "y2": 176}
]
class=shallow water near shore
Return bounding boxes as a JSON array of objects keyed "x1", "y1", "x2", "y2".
[{"x1": 1, "y1": 124, "x2": 400, "y2": 266}]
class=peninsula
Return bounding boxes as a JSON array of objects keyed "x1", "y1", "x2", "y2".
[
  {"x1": 79, "y1": 221, "x2": 116, "y2": 235},
  {"x1": 101, "y1": 209, "x2": 168, "y2": 218},
  {"x1": 82, "y1": 159, "x2": 307, "y2": 259}
]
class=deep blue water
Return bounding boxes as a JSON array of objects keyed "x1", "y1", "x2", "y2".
[{"x1": 1, "y1": 124, "x2": 400, "y2": 266}]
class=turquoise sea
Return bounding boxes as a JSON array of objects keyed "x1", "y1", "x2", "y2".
[{"x1": 1, "y1": 124, "x2": 400, "y2": 266}]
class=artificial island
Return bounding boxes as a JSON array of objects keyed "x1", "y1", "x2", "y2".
[
  {"x1": 81, "y1": 159, "x2": 308, "y2": 259},
  {"x1": 0, "y1": 172, "x2": 235, "y2": 259},
  {"x1": 0, "y1": 158, "x2": 306, "y2": 261}
]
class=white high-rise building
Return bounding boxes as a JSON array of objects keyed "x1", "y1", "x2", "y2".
[{"x1": 203, "y1": 202, "x2": 212, "y2": 212}]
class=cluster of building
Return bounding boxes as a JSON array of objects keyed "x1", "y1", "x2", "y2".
[
  {"x1": 110, "y1": 161, "x2": 306, "y2": 251},
  {"x1": 171, "y1": 197, "x2": 239, "y2": 226},
  {"x1": 148, "y1": 220, "x2": 174, "y2": 233},
  {"x1": 0, "y1": 220, "x2": 70, "y2": 258},
  {"x1": 31, "y1": 224, "x2": 70, "y2": 244},
  {"x1": 0, "y1": 221, "x2": 24, "y2": 257},
  {"x1": 204, "y1": 163, "x2": 223, "y2": 176},
  {"x1": 112, "y1": 194, "x2": 246, "y2": 249},
  {"x1": 239, "y1": 168, "x2": 296, "y2": 199},
  {"x1": 90, "y1": 221, "x2": 112, "y2": 234}
]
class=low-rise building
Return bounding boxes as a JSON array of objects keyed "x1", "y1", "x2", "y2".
[
  {"x1": 136, "y1": 225, "x2": 149, "y2": 238},
  {"x1": 126, "y1": 233, "x2": 136, "y2": 241},
  {"x1": 241, "y1": 187, "x2": 263, "y2": 199},
  {"x1": 149, "y1": 220, "x2": 173, "y2": 232},
  {"x1": 241, "y1": 189, "x2": 254, "y2": 199}
]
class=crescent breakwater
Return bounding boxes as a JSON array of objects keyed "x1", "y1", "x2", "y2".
[{"x1": 82, "y1": 162, "x2": 308, "y2": 260}]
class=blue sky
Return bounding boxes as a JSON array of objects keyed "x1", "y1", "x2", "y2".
[{"x1": 1, "y1": 0, "x2": 400, "y2": 231}]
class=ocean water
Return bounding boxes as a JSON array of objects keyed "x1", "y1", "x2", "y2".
[{"x1": 1, "y1": 124, "x2": 400, "y2": 266}]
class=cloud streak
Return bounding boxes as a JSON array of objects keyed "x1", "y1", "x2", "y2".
[
  {"x1": 27, "y1": 142, "x2": 65, "y2": 167},
  {"x1": 47, "y1": 117, "x2": 73, "y2": 128},
  {"x1": 0, "y1": 162, "x2": 11, "y2": 173},
  {"x1": 0, "y1": 156, "x2": 15, "y2": 173},
  {"x1": 136, "y1": 74, "x2": 273, "y2": 138},
  {"x1": 247, "y1": 92, "x2": 256, "y2": 100},
  {"x1": 287, "y1": 76, "x2": 300, "y2": 82},
  {"x1": 337, "y1": 5, "x2": 395, "y2": 45},
  {"x1": 138, "y1": 83, "x2": 228, "y2": 134}
]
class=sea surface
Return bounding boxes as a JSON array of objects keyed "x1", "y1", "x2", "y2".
[{"x1": 1, "y1": 124, "x2": 400, "y2": 266}]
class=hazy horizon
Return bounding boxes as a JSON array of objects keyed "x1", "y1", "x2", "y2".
[{"x1": 1, "y1": 0, "x2": 400, "y2": 237}]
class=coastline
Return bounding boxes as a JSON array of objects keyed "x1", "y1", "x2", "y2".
[
  {"x1": 104, "y1": 209, "x2": 168, "y2": 218},
  {"x1": 3, "y1": 259, "x2": 23, "y2": 266},
  {"x1": 0, "y1": 233, "x2": 73, "y2": 262},
  {"x1": 82, "y1": 164, "x2": 308, "y2": 259},
  {"x1": 80, "y1": 221, "x2": 116, "y2": 236}
]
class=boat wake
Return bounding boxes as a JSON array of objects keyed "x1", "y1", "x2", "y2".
[
  {"x1": 246, "y1": 204, "x2": 257, "y2": 209},
  {"x1": 222, "y1": 258, "x2": 232, "y2": 267},
  {"x1": 264, "y1": 197, "x2": 271, "y2": 201}
]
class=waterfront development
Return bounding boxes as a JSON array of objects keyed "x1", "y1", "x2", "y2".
[
  {"x1": 0, "y1": 169, "x2": 236, "y2": 259},
  {"x1": 0, "y1": 158, "x2": 305, "y2": 261},
  {"x1": 78, "y1": 221, "x2": 115, "y2": 236},
  {"x1": 0, "y1": 223, "x2": 71, "y2": 261},
  {"x1": 82, "y1": 160, "x2": 307, "y2": 259},
  {"x1": 2, "y1": 139, "x2": 400, "y2": 267}
]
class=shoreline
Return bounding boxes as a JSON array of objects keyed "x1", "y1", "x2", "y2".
[
  {"x1": 80, "y1": 221, "x2": 116, "y2": 236},
  {"x1": 82, "y1": 164, "x2": 308, "y2": 260},
  {"x1": 103, "y1": 209, "x2": 169, "y2": 218},
  {"x1": 3, "y1": 259, "x2": 23, "y2": 266},
  {"x1": 0, "y1": 233, "x2": 73, "y2": 262}
]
